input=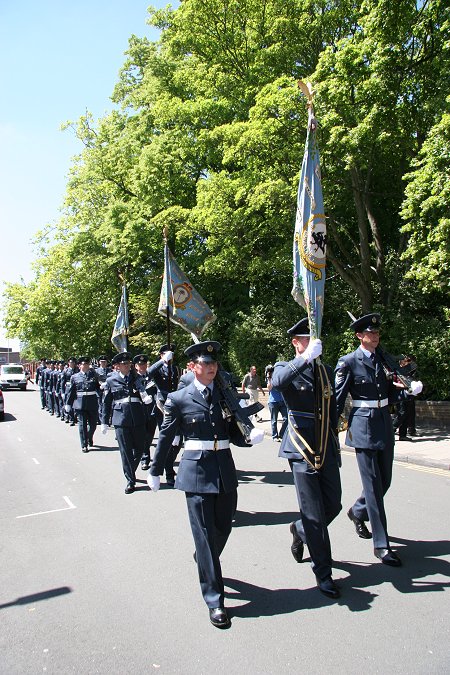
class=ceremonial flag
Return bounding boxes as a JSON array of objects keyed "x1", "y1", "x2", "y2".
[
  {"x1": 111, "y1": 285, "x2": 129, "y2": 352},
  {"x1": 292, "y1": 85, "x2": 327, "y2": 339},
  {"x1": 158, "y1": 245, "x2": 216, "y2": 339}
]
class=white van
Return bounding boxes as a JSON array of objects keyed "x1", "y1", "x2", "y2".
[{"x1": 0, "y1": 364, "x2": 28, "y2": 390}]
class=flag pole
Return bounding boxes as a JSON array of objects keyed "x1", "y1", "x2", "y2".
[{"x1": 163, "y1": 226, "x2": 172, "y2": 391}]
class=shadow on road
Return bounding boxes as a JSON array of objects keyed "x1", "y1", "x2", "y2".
[
  {"x1": 1, "y1": 413, "x2": 17, "y2": 422},
  {"x1": 233, "y1": 509, "x2": 300, "y2": 527},
  {"x1": 223, "y1": 576, "x2": 377, "y2": 616},
  {"x1": 236, "y1": 468, "x2": 293, "y2": 486},
  {"x1": 0, "y1": 586, "x2": 72, "y2": 610}
]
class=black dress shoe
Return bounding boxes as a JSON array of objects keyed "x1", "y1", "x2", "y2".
[
  {"x1": 124, "y1": 483, "x2": 135, "y2": 494},
  {"x1": 374, "y1": 548, "x2": 402, "y2": 567},
  {"x1": 166, "y1": 476, "x2": 176, "y2": 487},
  {"x1": 316, "y1": 576, "x2": 340, "y2": 599},
  {"x1": 82, "y1": 447, "x2": 89, "y2": 453},
  {"x1": 209, "y1": 607, "x2": 230, "y2": 628},
  {"x1": 289, "y1": 522, "x2": 304, "y2": 563},
  {"x1": 398, "y1": 436, "x2": 412, "y2": 441},
  {"x1": 347, "y1": 508, "x2": 372, "y2": 539}
]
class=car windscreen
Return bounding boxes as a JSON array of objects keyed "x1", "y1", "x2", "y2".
[{"x1": 2, "y1": 367, "x2": 24, "y2": 374}]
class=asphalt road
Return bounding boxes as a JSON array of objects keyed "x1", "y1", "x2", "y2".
[{"x1": 1, "y1": 388, "x2": 449, "y2": 674}]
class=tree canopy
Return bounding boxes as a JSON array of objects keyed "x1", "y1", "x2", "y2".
[{"x1": 3, "y1": 0, "x2": 450, "y2": 398}]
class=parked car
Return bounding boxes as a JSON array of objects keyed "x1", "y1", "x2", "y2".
[
  {"x1": 0, "y1": 387, "x2": 4, "y2": 420},
  {"x1": 0, "y1": 364, "x2": 28, "y2": 390}
]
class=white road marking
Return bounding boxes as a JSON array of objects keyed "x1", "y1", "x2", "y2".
[
  {"x1": 16, "y1": 496, "x2": 77, "y2": 519},
  {"x1": 32, "y1": 458, "x2": 40, "y2": 465}
]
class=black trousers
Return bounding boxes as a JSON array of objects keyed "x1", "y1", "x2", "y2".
[
  {"x1": 115, "y1": 425, "x2": 147, "y2": 484},
  {"x1": 352, "y1": 445, "x2": 394, "y2": 549},
  {"x1": 77, "y1": 409, "x2": 97, "y2": 449},
  {"x1": 289, "y1": 449, "x2": 342, "y2": 581},
  {"x1": 186, "y1": 489, "x2": 237, "y2": 608}
]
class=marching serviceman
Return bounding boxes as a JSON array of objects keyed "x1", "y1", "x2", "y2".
[
  {"x1": 272, "y1": 319, "x2": 342, "y2": 599},
  {"x1": 66, "y1": 356, "x2": 100, "y2": 453},
  {"x1": 133, "y1": 354, "x2": 158, "y2": 471},
  {"x1": 334, "y1": 313, "x2": 423, "y2": 567},
  {"x1": 95, "y1": 355, "x2": 112, "y2": 423},
  {"x1": 61, "y1": 357, "x2": 78, "y2": 425},
  {"x1": 147, "y1": 340, "x2": 263, "y2": 628},
  {"x1": 101, "y1": 352, "x2": 153, "y2": 494},
  {"x1": 35, "y1": 358, "x2": 47, "y2": 409},
  {"x1": 147, "y1": 344, "x2": 181, "y2": 485}
]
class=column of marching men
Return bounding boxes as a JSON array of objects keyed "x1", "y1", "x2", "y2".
[
  {"x1": 34, "y1": 346, "x2": 182, "y2": 489},
  {"x1": 32, "y1": 313, "x2": 424, "y2": 629}
]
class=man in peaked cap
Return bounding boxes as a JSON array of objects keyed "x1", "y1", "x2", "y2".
[
  {"x1": 101, "y1": 352, "x2": 153, "y2": 494},
  {"x1": 133, "y1": 354, "x2": 158, "y2": 471},
  {"x1": 148, "y1": 340, "x2": 260, "y2": 628},
  {"x1": 272, "y1": 319, "x2": 342, "y2": 599},
  {"x1": 95, "y1": 355, "x2": 112, "y2": 423},
  {"x1": 334, "y1": 313, "x2": 422, "y2": 567},
  {"x1": 66, "y1": 357, "x2": 101, "y2": 452},
  {"x1": 147, "y1": 343, "x2": 181, "y2": 485},
  {"x1": 35, "y1": 358, "x2": 47, "y2": 409}
]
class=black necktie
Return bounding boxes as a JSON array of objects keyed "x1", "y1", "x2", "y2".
[{"x1": 203, "y1": 387, "x2": 212, "y2": 405}]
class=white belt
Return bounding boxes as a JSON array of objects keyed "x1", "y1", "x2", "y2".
[
  {"x1": 115, "y1": 397, "x2": 141, "y2": 404},
  {"x1": 77, "y1": 391, "x2": 97, "y2": 396},
  {"x1": 184, "y1": 439, "x2": 230, "y2": 451},
  {"x1": 352, "y1": 398, "x2": 388, "y2": 409}
]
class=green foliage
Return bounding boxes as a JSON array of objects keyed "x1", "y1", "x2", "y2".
[{"x1": 2, "y1": 0, "x2": 449, "y2": 399}]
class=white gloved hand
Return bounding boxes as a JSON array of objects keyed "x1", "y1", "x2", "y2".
[
  {"x1": 64, "y1": 404, "x2": 71, "y2": 413},
  {"x1": 147, "y1": 474, "x2": 160, "y2": 492},
  {"x1": 173, "y1": 435, "x2": 180, "y2": 446},
  {"x1": 249, "y1": 428, "x2": 265, "y2": 444},
  {"x1": 101, "y1": 424, "x2": 108, "y2": 435},
  {"x1": 302, "y1": 338, "x2": 322, "y2": 363},
  {"x1": 141, "y1": 393, "x2": 153, "y2": 405},
  {"x1": 162, "y1": 350, "x2": 173, "y2": 363},
  {"x1": 410, "y1": 380, "x2": 423, "y2": 396},
  {"x1": 100, "y1": 382, "x2": 106, "y2": 390}
]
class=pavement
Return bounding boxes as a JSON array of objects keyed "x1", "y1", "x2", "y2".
[{"x1": 256, "y1": 395, "x2": 450, "y2": 472}]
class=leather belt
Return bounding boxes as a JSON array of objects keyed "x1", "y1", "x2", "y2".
[
  {"x1": 76, "y1": 391, "x2": 97, "y2": 396},
  {"x1": 288, "y1": 410, "x2": 315, "y2": 419},
  {"x1": 352, "y1": 398, "x2": 388, "y2": 408},
  {"x1": 114, "y1": 396, "x2": 141, "y2": 404},
  {"x1": 184, "y1": 439, "x2": 230, "y2": 451}
]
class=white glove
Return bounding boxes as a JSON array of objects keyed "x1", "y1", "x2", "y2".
[
  {"x1": 250, "y1": 428, "x2": 265, "y2": 444},
  {"x1": 147, "y1": 474, "x2": 160, "y2": 492},
  {"x1": 302, "y1": 338, "x2": 322, "y2": 363},
  {"x1": 100, "y1": 382, "x2": 107, "y2": 390},
  {"x1": 64, "y1": 404, "x2": 71, "y2": 413},
  {"x1": 173, "y1": 435, "x2": 180, "y2": 446},
  {"x1": 410, "y1": 380, "x2": 423, "y2": 396},
  {"x1": 162, "y1": 350, "x2": 173, "y2": 363},
  {"x1": 141, "y1": 393, "x2": 153, "y2": 405},
  {"x1": 101, "y1": 424, "x2": 108, "y2": 435}
]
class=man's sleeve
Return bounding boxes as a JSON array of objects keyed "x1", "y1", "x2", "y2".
[
  {"x1": 150, "y1": 397, "x2": 181, "y2": 476},
  {"x1": 334, "y1": 358, "x2": 351, "y2": 417}
]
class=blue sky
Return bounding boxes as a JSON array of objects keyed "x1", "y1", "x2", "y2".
[{"x1": 0, "y1": 0, "x2": 173, "y2": 347}]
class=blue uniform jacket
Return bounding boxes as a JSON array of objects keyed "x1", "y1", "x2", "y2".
[
  {"x1": 334, "y1": 347, "x2": 399, "y2": 450},
  {"x1": 150, "y1": 382, "x2": 248, "y2": 493},
  {"x1": 272, "y1": 356, "x2": 338, "y2": 460},
  {"x1": 101, "y1": 371, "x2": 147, "y2": 427},
  {"x1": 67, "y1": 370, "x2": 100, "y2": 412},
  {"x1": 147, "y1": 359, "x2": 179, "y2": 404}
]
